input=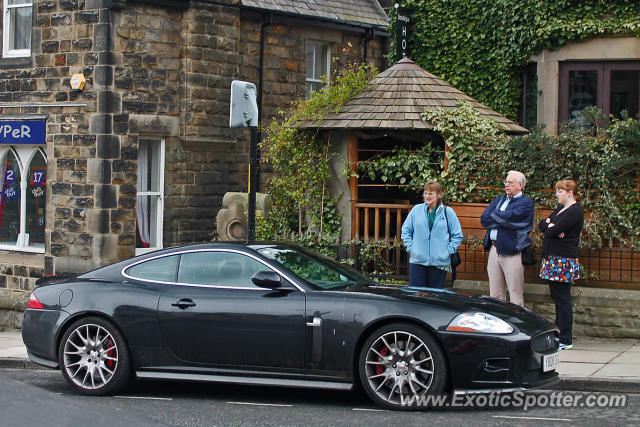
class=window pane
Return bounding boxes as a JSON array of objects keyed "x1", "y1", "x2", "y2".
[
  {"x1": 136, "y1": 139, "x2": 163, "y2": 249},
  {"x1": 610, "y1": 70, "x2": 639, "y2": 119},
  {"x1": 178, "y1": 251, "x2": 272, "y2": 287},
  {"x1": 0, "y1": 152, "x2": 21, "y2": 245},
  {"x1": 9, "y1": 7, "x2": 32, "y2": 51},
  {"x1": 126, "y1": 255, "x2": 179, "y2": 282},
  {"x1": 520, "y1": 65, "x2": 537, "y2": 129},
  {"x1": 306, "y1": 44, "x2": 315, "y2": 79},
  {"x1": 568, "y1": 70, "x2": 598, "y2": 122},
  {"x1": 26, "y1": 150, "x2": 46, "y2": 248},
  {"x1": 314, "y1": 45, "x2": 327, "y2": 80}
]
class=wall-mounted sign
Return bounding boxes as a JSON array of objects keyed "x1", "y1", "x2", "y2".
[
  {"x1": 395, "y1": 4, "x2": 411, "y2": 61},
  {"x1": 70, "y1": 73, "x2": 86, "y2": 91},
  {"x1": 0, "y1": 120, "x2": 46, "y2": 144}
]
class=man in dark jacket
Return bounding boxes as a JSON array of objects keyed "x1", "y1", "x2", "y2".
[{"x1": 481, "y1": 170, "x2": 534, "y2": 306}]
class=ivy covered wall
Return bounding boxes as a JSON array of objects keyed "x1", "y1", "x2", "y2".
[{"x1": 393, "y1": 0, "x2": 640, "y2": 120}]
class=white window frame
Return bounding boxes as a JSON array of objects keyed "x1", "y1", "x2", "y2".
[
  {"x1": 2, "y1": 0, "x2": 32, "y2": 58},
  {"x1": 306, "y1": 41, "x2": 331, "y2": 98},
  {"x1": 0, "y1": 145, "x2": 46, "y2": 253},
  {"x1": 135, "y1": 138, "x2": 165, "y2": 256}
]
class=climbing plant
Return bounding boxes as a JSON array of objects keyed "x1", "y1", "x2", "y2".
[
  {"x1": 390, "y1": 0, "x2": 640, "y2": 119},
  {"x1": 259, "y1": 62, "x2": 377, "y2": 242}
]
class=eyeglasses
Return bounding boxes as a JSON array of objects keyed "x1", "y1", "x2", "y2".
[{"x1": 504, "y1": 180, "x2": 518, "y2": 186}]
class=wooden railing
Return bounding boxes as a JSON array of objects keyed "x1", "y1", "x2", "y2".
[{"x1": 352, "y1": 203, "x2": 412, "y2": 242}]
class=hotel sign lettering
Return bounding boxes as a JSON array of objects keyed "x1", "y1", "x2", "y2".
[{"x1": 0, "y1": 120, "x2": 46, "y2": 145}]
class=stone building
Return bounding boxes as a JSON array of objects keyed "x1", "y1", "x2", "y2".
[{"x1": 0, "y1": 0, "x2": 389, "y2": 324}]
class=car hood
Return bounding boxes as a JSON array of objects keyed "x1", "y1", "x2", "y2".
[{"x1": 346, "y1": 284, "x2": 555, "y2": 335}]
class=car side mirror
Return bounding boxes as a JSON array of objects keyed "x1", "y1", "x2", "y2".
[{"x1": 251, "y1": 270, "x2": 282, "y2": 289}]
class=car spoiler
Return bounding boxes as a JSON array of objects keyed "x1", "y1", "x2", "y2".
[{"x1": 35, "y1": 273, "x2": 78, "y2": 287}]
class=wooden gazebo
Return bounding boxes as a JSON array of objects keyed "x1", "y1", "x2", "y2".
[{"x1": 309, "y1": 57, "x2": 525, "y2": 243}]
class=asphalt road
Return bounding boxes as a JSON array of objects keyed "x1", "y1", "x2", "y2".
[{"x1": 1, "y1": 368, "x2": 638, "y2": 427}]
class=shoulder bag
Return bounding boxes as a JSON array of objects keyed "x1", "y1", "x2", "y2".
[{"x1": 443, "y1": 206, "x2": 462, "y2": 268}]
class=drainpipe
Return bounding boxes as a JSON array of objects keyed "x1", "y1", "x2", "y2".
[{"x1": 256, "y1": 13, "x2": 272, "y2": 190}]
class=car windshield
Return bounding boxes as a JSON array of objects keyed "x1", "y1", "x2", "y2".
[{"x1": 257, "y1": 246, "x2": 371, "y2": 290}]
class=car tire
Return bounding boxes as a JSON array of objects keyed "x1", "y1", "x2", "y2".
[
  {"x1": 358, "y1": 322, "x2": 448, "y2": 410},
  {"x1": 58, "y1": 316, "x2": 131, "y2": 395}
]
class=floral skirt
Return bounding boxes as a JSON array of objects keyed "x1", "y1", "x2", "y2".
[{"x1": 539, "y1": 255, "x2": 581, "y2": 283}]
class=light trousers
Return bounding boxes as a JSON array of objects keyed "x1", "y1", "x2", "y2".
[{"x1": 487, "y1": 245, "x2": 525, "y2": 306}]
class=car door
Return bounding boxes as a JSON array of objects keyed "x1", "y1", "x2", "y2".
[{"x1": 156, "y1": 249, "x2": 306, "y2": 369}]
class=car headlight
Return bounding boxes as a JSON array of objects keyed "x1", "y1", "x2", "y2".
[{"x1": 446, "y1": 312, "x2": 514, "y2": 334}]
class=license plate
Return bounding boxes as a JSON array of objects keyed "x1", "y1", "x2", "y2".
[{"x1": 543, "y1": 352, "x2": 560, "y2": 372}]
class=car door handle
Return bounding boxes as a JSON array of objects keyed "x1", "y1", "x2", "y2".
[{"x1": 171, "y1": 299, "x2": 196, "y2": 309}]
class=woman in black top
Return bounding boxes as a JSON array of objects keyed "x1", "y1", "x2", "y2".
[{"x1": 539, "y1": 180, "x2": 584, "y2": 350}]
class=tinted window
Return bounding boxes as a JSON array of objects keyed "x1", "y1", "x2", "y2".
[
  {"x1": 177, "y1": 251, "x2": 273, "y2": 288},
  {"x1": 258, "y1": 246, "x2": 369, "y2": 290},
  {"x1": 126, "y1": 255, "x2": 178, "y2": 282}
]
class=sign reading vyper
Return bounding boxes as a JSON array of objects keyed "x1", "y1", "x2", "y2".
[{"x1": 0, "y1": 120, "x2": 46, "y2": 145}]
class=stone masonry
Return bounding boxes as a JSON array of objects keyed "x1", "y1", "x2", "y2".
[{"x1": 0, "y1": 0, "x2": 388, "y2": 326}]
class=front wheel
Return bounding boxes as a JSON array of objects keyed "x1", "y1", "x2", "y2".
[
  {"x1": 358, "y1": 323, "x2": 448, "y2": 410},
  {"x1": 58, "y1": 316, "x2": 131, "y2": 395}
]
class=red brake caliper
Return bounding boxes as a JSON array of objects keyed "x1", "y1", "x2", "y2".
[
  {"x1": 105, "y1": 338, "x2": 116, "y2": 370},
  {"x1": 376, "y1": 346, "x2": 389, "y2": 375}
]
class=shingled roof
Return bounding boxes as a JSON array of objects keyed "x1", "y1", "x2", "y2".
[
  {"x1": 241, "y1": 0, "x2": 389, "y2": 29},
  {"x1": 313, "y1": 57, "x2": 527, "y2": 134}
]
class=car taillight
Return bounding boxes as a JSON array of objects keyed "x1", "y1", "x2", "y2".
[{"x1": 28, "y1": 292, "x2": 44, "y2": 309}]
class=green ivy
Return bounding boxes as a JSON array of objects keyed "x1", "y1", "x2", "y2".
[
  {"x1": 260, "y1": 63, "x2": 377, "y2": 241},
  {"x1": 391, "y1": 0, "x2": 640, "y2": 119}
]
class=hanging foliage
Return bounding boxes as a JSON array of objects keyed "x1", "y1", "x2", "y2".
[{"x1": 260, "y1": 62, "x2": 377, "y2": 242}]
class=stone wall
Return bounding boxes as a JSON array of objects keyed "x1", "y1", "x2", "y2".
[
  {"x1": 0, "y1": 0, "x2": 388, "y2": 319},
  {"x1": 454, "y1": 280, "x2": 640, "y2": 339}
]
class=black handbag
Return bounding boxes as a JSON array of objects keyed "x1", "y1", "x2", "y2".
[
  {"x1": 521, "y1": 245, "x2": 537, "y2": 266},
  {"x1": 443, "y1": 207, "x2": 461, "y2": 268}
]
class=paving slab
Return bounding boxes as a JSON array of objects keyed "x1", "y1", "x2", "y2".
[
  {"x1": 571, "y1": 340, "x2": 637, "y2": 352},
  {"x1": 557, "y1": 362, "x2": 604, "y2": 377},
  {"x1": 558, "y1": 349, "x2": 621, "y2": 364},
  {"x1": 591, "y1": 363, "x2": 640, "y2": 379},
  {"x1": 608, "y1": 352, "x2": 640, "y2": 364}
]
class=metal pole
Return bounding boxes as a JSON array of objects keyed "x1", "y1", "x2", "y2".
[{"x1": 248, "y1": 126, "x2": 258, "y2": 241}]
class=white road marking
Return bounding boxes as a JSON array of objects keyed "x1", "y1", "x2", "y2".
[
  {"x1": 114, "y1": 395, "x2": 173, "y2": 401},
  {"x1": 352, "y1": 408, "x2": 389, "y2": 412},
  {"x1": 226, "y1": 401, "x2": 293, "y2": 407},
  {"x1": 493, "y1": 415, "x2": 572, "y2": 422}
]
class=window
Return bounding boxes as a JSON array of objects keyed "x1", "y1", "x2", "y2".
[
  {"x1": 177, "y1": 251, "x2": 274, "y2": 287},
  {"x1": 2, "y1": 0, "x2": 32, "y2": 58},
  {"x1": 136, "y1": 139, "x2": 164, "y2": 255},
  {"x1": 125, "y1": 255, "x2": 179, "y2": 282},
  {"x1": 559, "y1": 62, "x2": 640, "y2": 126},
  {"x1": 518, "y1": 63, "x2": 538, "y2": 130},
  {"x1": 306, "y1": 41, "x2": 330, "y2": 98},
  {"x1": 0, "y1": 146, "x2": 46, "y2": 252}
]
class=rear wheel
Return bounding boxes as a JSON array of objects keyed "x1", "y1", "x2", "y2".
[
  {"x1": 358, "y1": 323, "x2": 448, "y2": 410},
  {"x1": 58, "y1": 316, "x2": 130, "y2": 395}
]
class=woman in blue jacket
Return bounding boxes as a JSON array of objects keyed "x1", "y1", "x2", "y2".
[{"x1": 401, "y1": 181, "x2": 463, "y2": 288}]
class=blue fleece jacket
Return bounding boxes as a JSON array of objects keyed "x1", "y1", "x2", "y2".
[{"x1": 401, "y1": 204, "x2": 463, "y2": 267}]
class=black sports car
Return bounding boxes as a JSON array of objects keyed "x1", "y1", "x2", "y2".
[{"x1": 22, "y1": 243, "x2": 559, "y2": 409}]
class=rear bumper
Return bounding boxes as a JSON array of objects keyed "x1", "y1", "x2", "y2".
[{"x1": 22, "y1": 308, "x2": 62, "y2": 365}]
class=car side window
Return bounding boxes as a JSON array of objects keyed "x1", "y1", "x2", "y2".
[
  {"x1": 177, "y1": 251, "x2": 274, "y2": 288},
  {"x1": 125, "y1": 255, "x2": 178, "y2": 282}
]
